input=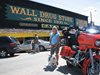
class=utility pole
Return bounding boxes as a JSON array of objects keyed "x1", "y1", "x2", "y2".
[
  {"x1": 90, "y1": 10, "x2": 97, "y2": 26},
  {"x1": 90, "y1": 11, "x2": 92, "y2": 23},
  {"x1": 90, "y1": 11, "x2": 94, "y2": 26}
]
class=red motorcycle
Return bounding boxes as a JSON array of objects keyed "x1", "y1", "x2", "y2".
[{"x1": 60, "y1": 28, "x2": 100, "y2": 75}]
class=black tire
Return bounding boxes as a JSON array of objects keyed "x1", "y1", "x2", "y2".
[
  {"x1": 39, "y1": 45, "x2": 45, "y2": 51},
  {"x1": 86, "y1": 59, "x2": 100, "y2": 75},
  {"x1": 0, "y1": 49, "x2": 7, "y2": 58},
  {"x1": 10, "y1": 53, "x2": 15, "y2": 57},
  {"x1": 66, "y1": 61, "x2": 73, "y2": 67}
]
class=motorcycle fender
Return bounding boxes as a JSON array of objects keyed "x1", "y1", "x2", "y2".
[{"x1": 83, "y1": 55, "x2": 100, "y2": 75}]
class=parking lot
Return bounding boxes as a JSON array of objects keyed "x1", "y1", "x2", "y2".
[{"x1": 0, "y1": 51, "x2": 83, "y2": 75}]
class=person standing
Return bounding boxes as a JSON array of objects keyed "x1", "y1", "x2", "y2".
[
  {"x1": 49, "y1": 26, "x2": 60, "y2": 65},
  {"x1": 34, "y1": 34, "x2": 39, "y2": 52}
]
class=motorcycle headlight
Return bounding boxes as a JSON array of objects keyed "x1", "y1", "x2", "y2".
[{"x1": 95, "y1": 40, "x2": 100, "y2": 47}]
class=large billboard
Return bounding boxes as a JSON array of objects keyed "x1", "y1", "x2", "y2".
[
  {"x1": 0, "y1": 0, "x2": 88, "y2": 30},
  {"x1": 6, "y1": 5, "x2": 74, "y2": 26}
]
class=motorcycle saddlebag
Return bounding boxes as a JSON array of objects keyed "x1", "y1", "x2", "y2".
[{"x1": 60, "y1": 46, "x2": 75, "y2": 57}]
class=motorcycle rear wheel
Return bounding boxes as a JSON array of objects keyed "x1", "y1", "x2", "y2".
[{"x1": 86, "y1": 59, "x2": 100, "y2": 75}]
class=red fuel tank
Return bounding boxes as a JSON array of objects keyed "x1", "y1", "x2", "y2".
[{"x1": 78, "y1": 33, "x2": 100, "y2": 50}]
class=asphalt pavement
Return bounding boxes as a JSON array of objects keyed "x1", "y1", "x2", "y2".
[{"x1": 0, "y1": 51, "x2": 83, "y2": 75}]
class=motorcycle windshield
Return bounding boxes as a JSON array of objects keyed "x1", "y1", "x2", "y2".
[{"x1": 85, "y1": 28, "x2": 100, "y2": 34}]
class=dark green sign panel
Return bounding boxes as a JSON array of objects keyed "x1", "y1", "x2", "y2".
[{"x1": 6, "y1": 4, "x2": 74, "y2": 25}]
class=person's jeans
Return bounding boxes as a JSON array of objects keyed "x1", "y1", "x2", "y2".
[{"x1": 35, "y1": 44, "x2": 39, "y2": 52}]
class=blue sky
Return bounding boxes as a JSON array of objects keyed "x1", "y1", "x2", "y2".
[{"x1": 31, "y1": 0, "x2": 100, "y2": 26}]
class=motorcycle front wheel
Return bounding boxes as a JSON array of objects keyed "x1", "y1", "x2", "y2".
[{"x1": 86, "y1": 59, "x2": 100, "y2": 75}]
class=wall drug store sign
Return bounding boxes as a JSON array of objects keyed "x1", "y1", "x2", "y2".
[{"x1": 6, "y1": 4, "x2": 74, "y2": 26}]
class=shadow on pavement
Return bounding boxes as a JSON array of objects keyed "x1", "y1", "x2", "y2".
[
  {"x1": 43, "y1": 65, "x2": 57, "y2": 72},
  {"x1": 57, "y1": 65, "x2": 83, "y2": 75},
  {"x1": 0, "y1": 54, "x2": 19, "y2": 59}
]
